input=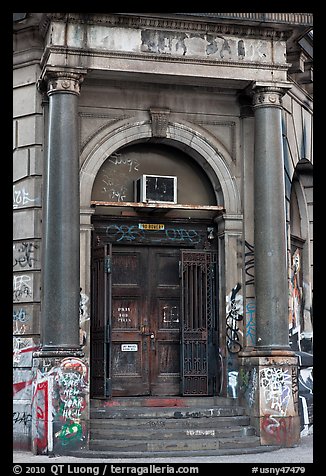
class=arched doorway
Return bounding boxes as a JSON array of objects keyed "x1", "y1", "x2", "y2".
[
  {"x1": 79, "y1": 118, "x2": 241, "y2": 400},
  {"x1": 90, "y1": 142, "x2": 220, "y2": 398}
]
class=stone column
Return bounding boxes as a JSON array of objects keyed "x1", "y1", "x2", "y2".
[
  {"x1": 252, "y1": 84, "x2": 291, "y2": 351},
  {"x1": 32, "y1": 71, "x2": 89, "y2": 456},
  {"x1": 41, "y1": 71, "x2": 84, "y2": 353},
  {"x1": 239, "y1": 84, "x2": 300, "y2": 447}
]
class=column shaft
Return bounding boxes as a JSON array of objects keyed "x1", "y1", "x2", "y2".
[
  {"x1": 253, "y1": 87, "x2": 290, "y2": 350},
  {"x1": 41, "y1": 75, "x2": 82, "y2": 351}
]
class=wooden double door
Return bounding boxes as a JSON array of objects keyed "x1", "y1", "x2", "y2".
[
  {"x1": 91, "y1": 242, "x2": 218, "y2": 398},
  {"x1": 111, "y1": 246, "x2": 180, "y2": 396}
]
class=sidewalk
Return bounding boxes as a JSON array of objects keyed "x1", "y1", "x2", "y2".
[{"x1": 13, "y1": 434, "x2": 313, "y2": 464}]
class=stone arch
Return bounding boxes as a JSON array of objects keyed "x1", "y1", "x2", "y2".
[
  {"x1": 79, "y1": 118, "x2": 243, "y2": 398},
  {"x1": 80, "y1": 118, "x2": 241, "y2": 214}
]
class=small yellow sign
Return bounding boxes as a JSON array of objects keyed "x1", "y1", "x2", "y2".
[{"x1": 138, "y1": 223, "x2": 165, "y2": 231}]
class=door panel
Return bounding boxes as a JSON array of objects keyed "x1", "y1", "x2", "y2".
[
  {"x1": 110, "y1": 246, "x2": 181, "y2": 396},
  {"x1": 111, "y1": 248, "x2": 150, "y2": 396},
  {"x1": 149, "y1": 248, "x2": 181, "y2": 395}
]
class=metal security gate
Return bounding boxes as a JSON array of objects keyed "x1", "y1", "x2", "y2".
[
  {"x1": 90, "y1": 244, "x2": 112, "y2": 398},
  {"x1": 180, "y1": 250, "x2": 218, "y2": 396}
]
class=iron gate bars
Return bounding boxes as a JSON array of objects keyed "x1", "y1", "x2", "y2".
[{"x1": 181, "y1": 250, "x2": 217, "y2": 395}]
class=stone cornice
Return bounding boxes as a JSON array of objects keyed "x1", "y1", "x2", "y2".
[
  {"x1": 39, "y1": 12, "x2": 293, "y2": 40},
  {"x1": 42, "y1": 45, "x2": 290, "y2": 72},
  {"x1": 173, "y1": 13, "x2": 313, "y2": 27}
]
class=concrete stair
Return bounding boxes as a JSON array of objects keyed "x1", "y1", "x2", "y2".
[{"x1": 66, "y1": 397, "x2": 279, "y2": 458}]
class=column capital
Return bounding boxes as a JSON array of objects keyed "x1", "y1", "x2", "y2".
[
  {"x1": 38, "y1": 70, "x2": 86, "y2": 96},
  {"x1": 252, "y1": 82, "x2": 292, "y2": 109}
]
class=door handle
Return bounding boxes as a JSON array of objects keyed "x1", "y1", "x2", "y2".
[
  {"x1": 150, "y1": 333, "x2": 155, "y2": 351},
  {"x1": 140, "y1": 326, "x2": 154, "y2": 337},
  {"x1": 141, "y1": 331, "x2": 154, "y2": 336}
]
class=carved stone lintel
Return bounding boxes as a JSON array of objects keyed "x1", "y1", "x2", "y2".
[
  {"x1": 252, "y1": 86, "x2": 289, "y2": 109},
  {"x1": 150, "y1": 108, "x2": 170, "y2": 138},
  {"x1": 45, "y1": 71, "x2": 85, "y2": 96}
]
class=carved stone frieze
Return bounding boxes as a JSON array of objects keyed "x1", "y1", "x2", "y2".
[{"x1": 40, "y1": 13, "x2": 295, "y2": 41}]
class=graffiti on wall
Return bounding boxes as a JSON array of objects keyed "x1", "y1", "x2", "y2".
[
  {"x1": 106, "y1": 224, "x2": 202, "y2": 245},
  {"x1": 245, "y1": 300, "x2": 256, "y2": 346},
  {"x1": 13, "y1": 242, "x2": 39, "y2": 269},
  {"x1": 299, "y1": 366, "x2": 313, "y2": 435},
  {"x1": 13, "y1": 337, "x2": 39, "y2": 367},
  {"x1": 32, "y1": 358, "x2": 89, "y2": 453},
  {"x1": 13, "y1": 308, "x2": 31, "y2": 335},
  {"x1": 13, "y1": 274, "x2": 33, "y2": 302},
  {"x1": 288, "y1": 248, "x2": 303, "y2": 347},
  {"x1": 244, "y1": 240, "x2": 256, "y2": 347},
  {"x1": 13, "y1": 185, "x2": 40, "y2": 209},
  {"x1": 226, "y1": 283, "x2": 243, "y2": 398},
  {"x1": 13, "y1": 410, "x2": 32, "y2": 431},
  {"x1": 79, "y1": 289, "x2": 89, "y2": 346},
  {"x1": 226, "y1": 283, "x2": 243, "y2": 354},
  {"x1": 244, "y1": 240, "x2": 255, "y2": 286},
  {"x1": 239, "y1": 367, "x2": 258, "y2": 408}
]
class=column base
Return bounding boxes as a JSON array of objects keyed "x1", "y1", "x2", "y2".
[
  {"x1": 31, "y1": 353, "x2": 89, "y2": 455},
  {"x1": 239, "y1": 352, "x2": 300, "y2": 447}
]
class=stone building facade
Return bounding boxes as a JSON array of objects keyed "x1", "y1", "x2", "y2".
[{"x1": 13, "y1": 13, "x2": 313, "y2": 454}]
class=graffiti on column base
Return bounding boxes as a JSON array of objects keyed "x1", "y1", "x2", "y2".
[
  {"x1": 32, "y1": 378, "x2": 52, "y2": 453},
  {"x1": 32, "y1": 358, "x2": 88, "y2": 453},
  {"x1": 262, "y1": 414, "x2": 289, "y2": 444},
  {"x1": 55, "y1": 421, "x2": 85, "y2": 445},
  {"x1": 260, "y1": 367, "x2": 292, "y2": 416},
  {"x1": 53, "y1": 358, "x2": 88, "y2": 447},
  {"x1": 226, "y1": 283, "x2": 243, "y2": 353}
]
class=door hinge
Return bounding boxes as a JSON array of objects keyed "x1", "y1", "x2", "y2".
[{"x1": 105, "y1": 256, "x2": 112, "y2": 274}]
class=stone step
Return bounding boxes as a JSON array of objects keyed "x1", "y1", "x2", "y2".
[
  {"x1": 89, "y1": 435, "x2": 261, "y2": 453},
  {"x1": 68, "y1": 444, "x2": 278, "y2": 459},
  {"x1": 90, "y1": 424, "x2": 256, "y2": 440},
  {"x1": 90, "y1": 414, "x2": 251, "y2": 429},
  {"x1": 91, "y1": 396, "x2": 235, "y2": 408},
  {"x1": 83, "y1": 398, "x2": 266, "y2": 458},
  {"x1": 90, "y1": 405, "x2": 245, "y2": 420}
]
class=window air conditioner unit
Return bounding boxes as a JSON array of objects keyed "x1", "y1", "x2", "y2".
[{"x1": 134, "y1": 175, "x2": 177, "y2": 204}]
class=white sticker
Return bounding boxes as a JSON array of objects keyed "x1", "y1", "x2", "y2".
[{"x1": 121, "y1": 344, "x2": 138, "y2": 352}]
